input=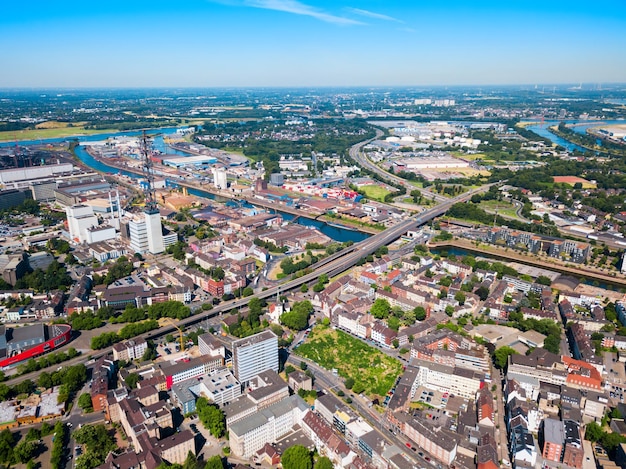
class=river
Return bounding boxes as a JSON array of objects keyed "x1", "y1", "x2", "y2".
[
  {"x1": 6, "y1": 127, "x2": 369, "y2": 243},
  {"x1": 523, "y1": 119, "x2": 625, "y2": 152}
]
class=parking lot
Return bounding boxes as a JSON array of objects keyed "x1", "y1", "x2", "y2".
[{"x1": 413, "y1": 386, "x2": 450, "y2": 409}]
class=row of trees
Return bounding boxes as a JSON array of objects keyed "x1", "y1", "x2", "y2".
[
  {"x1": 90, "y1": 319, "x2": 159, "y2": 349},
  {"x1": 0, "y1": 363, "x2": 87, "y2": 403},
  {"x1": 15, "y1": 347, "x2": 80, "y2": 375},
  {"x1": 51, "y1": 421, "x2": 68, "y2": 469}
]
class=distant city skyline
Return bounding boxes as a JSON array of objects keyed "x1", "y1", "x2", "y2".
[{"x1": 2, "y1": 0, "x2": 625, "y2": 88}]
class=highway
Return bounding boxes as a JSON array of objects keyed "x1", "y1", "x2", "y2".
[{"x1": 348, "y1": 129, "x2": 448, "y2": 204}]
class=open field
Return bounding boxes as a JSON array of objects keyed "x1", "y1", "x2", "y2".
[
  {"x1": 359, "y1": 184, "x2": 391, "y2": 201},
  {"x1": 450, "y1": 151, "x2": 487, "y2": 161},
  {"x1": 35, "y1": 120, "x2": 87, "y2": 129},
  {"x1": 478, "y1": 199, "x2": 520, "y2": 218},
  {"x1": 295, "y1": 325, "x2": 402, "y2": 397},
  {"x1": 0, "y1": 126, "x2": 121, "y2": 142},
  {"x1": 438, "y1": 168, "x2": 491, "y2": 177},
  {"x1": 552, "y1": 176, "x2": 597, "y2": 189}
]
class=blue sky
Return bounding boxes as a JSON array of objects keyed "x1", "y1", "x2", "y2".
[{"x1": 1, "y1": 0, "x2": 625, "y2": 87}]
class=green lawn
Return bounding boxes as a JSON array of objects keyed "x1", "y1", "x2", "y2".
[
  {"x1": 478, "y1": 199, "x2": 520, "y2": 218},
  {"x1": 295, "y1": 325, "x2": 402, "y2": 397},
  {"x1": 449, "y1": 151, "x2": 486, "y2": 161},
  {"x1": 359, "y1": 185, "x2": 391, "y2": 202},
  {"x1": 0, "y1": 126, "x2": 123, "y2": 142}
]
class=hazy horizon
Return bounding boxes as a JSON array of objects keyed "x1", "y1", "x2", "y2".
[{"x1": 2, "y1": 0, "x2": 625, "y2": 88}]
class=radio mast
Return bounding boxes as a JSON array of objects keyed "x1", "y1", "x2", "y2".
[{"x1": 141, "y1": 131, "x2": 158, "y2": 213}]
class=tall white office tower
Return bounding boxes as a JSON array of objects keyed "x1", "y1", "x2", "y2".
[
  {"x1": 145, "y1": 208, "x2": 165, "y2": 254},
  {"x1": 232, "y1": 330, "x2": 278, "y2": 385},
  {"x1": 129, "y1": 216, "x2": 149, "y2": 254}
]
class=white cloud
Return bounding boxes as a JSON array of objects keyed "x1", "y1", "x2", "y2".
[
  {"x1": 345, "y1": 7, "x2": 403, "y2": 23},
  {"x1": 244, "y1": 0, "x2": 364, "y2": 25}
]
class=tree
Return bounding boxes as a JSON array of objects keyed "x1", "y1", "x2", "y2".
[
  {"x1": 281, "y1": 300, "x2": 313, "y2": 331},
  {"x1": 183, "y1": 451, "x2": 202, "y2": 469},
  {"x1": 78, "y1": 393, "x2": 93, "y2": 412},
  {"x1": 125, "y1": 373, "x2": 140, "y2": 389},
  {"x1": 454, "y1": 291, "x2": 466, "y2": 306},
  {"x1": 543, "y1": 335, "x2": 561, "y2": 355},
  {"x1": 282, "y1": 445, "x2": 312, "y2": 469},
  {"x1": 315, "y1": 457, "x2": 334, "y2": 469},
  {"x1": 536, "y1": 275, "x2": 552, "y2": 286},
  {"x1": 242, "y1": 287, "x2": 254, "y2": 297},
  {"x1": 371, "y1": 298, "x2": 391, "y2": 319},
  {"x1": 0, "y1": 429, "x2": 15, "y2": 464},
  {"x1": 344, "y1": 377, "x2": 355, "y2": 389},
  {"x1": 352, "y1": 383, "x2": 365, "y2": 395},
  {"x1": 475, "y1": 286, "x2": 490, "y2": 301},
  {"x1": 204, "y1": 456, "x2": 225, "y2": 469},
  {"x1": 196, "y1": 397, "x2": 226, "y2": 438},
  {"x1": 494, "y1": 346, "x2": 517, "y2": 369},
  {"x1": 13, "y1": 440, "x2": 38, "y2": 464},
  {"x1": 414, "y1": 306, "x2": 426, "y2": 321},
  {"x1": 38, "y1": 371, "x2": 53, "y2": 389},
  {"x1": 25, "y1": 428, "x2": 41, "y2": 442},
  {"x1": 300, "y1": 284, "x2": 309, "y2": 293}
]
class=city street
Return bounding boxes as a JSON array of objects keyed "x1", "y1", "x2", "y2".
[{"x1": 287, "y1": 353, "x2": 434, "y2": 469}]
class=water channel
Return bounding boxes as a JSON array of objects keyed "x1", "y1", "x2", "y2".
[
  {"x1": 4, "y1": 128, "x2": 370, "y2": 243},
  {"x1": 523, "y1": 119, "x2": 625, "y2": 153}
]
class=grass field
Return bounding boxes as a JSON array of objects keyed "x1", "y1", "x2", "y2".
[
  {"x1": 295, "y1": 325, "x2": 402, "y2": 397},
  {"x1": 478, "y1": 199, "x2": 520, "y2": 218},
  {"x1": 359, "y1": 184, "x2": 391, "y2": 202},
  {"x1": 0, "y1": 126, "x2": 120, "y2": 142},
  {"x1": 449, "y1": 151, "x2": 487, "y2": 161}
]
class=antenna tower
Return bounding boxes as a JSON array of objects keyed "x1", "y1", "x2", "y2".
[{"x1": 140, "y1": 132, "x2": 158, "y2": 213}]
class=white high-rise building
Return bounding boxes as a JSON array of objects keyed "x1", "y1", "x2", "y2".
[
  {"x1": 128, "y1": 210, "x2": 165, "y2": 255},
  {"x1": 66, "y1": 204, "x2": 98, "y2": 244},
  {"x1": 145, "y1": 209, "x2": 165, "y2": 254},
  {"x1": 232, "y1": 330, "x2": 278, "y2": 384},
  {"x1": 212, "y1": 167, "x2": 228, "y2": 190},
  {"x1": 129, "y1": 217, "x2": 149, "y2": 254}
]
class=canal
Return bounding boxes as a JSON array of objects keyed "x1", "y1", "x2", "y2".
[{"x1": 9, "y1": 128, "x2": 370, "y2": 243}]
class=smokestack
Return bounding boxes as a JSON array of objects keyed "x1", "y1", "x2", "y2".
[{"x1": 108, "y1": 191, "x2": 115, "y2": 221}]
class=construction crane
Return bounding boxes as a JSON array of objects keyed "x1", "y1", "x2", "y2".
[{"x1": 163, "y1": 318, "x2": 185, "y2": 353}]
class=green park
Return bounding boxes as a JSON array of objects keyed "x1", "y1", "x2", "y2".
[{"x1": 295, "y1": 325, "x2": 402, "y2": 398}]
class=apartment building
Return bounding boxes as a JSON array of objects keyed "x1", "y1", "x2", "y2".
[
  {"x1": 412, "y1": 359, "x2": 484, "y2": 400},
  {"x1": 541, "y1": 418, "x2": 564, "y2": 463},
  {"x1": 403, "y1": 417, "x2": 458, "y2": 466},
  {"x1": 228, "y1": 395, "x2": 309, "y2": 458},
  {"x1": 158, "y1": 355, "x2": 224, "y2": 389},
  {"x1": 112, "y1": 338, "x2": 148, "y2": 361}
]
